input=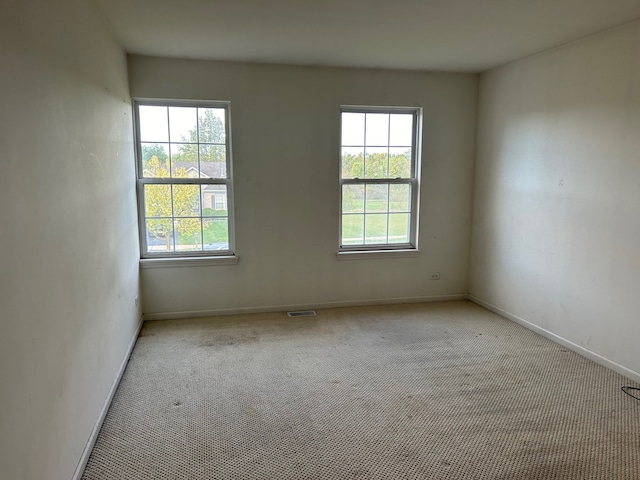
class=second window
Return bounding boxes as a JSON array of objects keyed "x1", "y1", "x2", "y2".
[{"x1": 339, "y1": 106, "x2": 421, "y2": 251}]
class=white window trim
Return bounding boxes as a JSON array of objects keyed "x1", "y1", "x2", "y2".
[
  {"x1": 140, "y1": 255, "x2": 239, "y2": 268},
  {"x1": 338, "y1": 105, "x2": 422, "y2": 254},
  {"x1": 133, "y1": 98, "x2": 237, "y2": 263},
  {"x1": 336, "y1": 249, "x2": 420, "y2": 261}
]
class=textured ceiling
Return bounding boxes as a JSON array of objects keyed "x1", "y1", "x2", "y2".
[{"x1": 92, "y1": 0, "x2": 640, "y2": 72}]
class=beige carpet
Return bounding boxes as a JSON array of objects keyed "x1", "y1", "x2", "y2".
[{"x1": 82, "y1": 301, "x2": 640, "y2": 479}]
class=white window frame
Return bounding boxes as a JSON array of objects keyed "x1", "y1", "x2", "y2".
[
  {"x1": 133, "y1": 98, "x2": 236, "y2": 262},
  {"x1": 338, "y1": 106, "x2": 422, "y2": 255}
]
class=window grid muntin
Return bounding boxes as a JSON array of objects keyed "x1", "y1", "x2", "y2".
[
  {"x1": 135, "y1": 99, "x2": 235, "y2": 258},
  {"x1": 339, "y1": 106, "x2": 419, "y2": 251}
]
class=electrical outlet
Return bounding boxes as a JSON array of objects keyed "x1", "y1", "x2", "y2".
[
  {"x1": 429, "y1": 272, "x2": 441, "y2": 280},
  {"x1": 135, "y1": 296, "x2": 139, "y2": 307}
]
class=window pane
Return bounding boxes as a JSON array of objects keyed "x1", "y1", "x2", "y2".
[
  {"x1": 168, "y1": 107, "x2": 197, "y2": 143},
  {"x1": 199, "y1": 108, "x2": 226, "y2": 144},
  {"x1": 202, "y1": 185, "x2": 228, "y2": 217},
  {"x1": 389, "y1": 114, "x2": 413, "y2": 146},
  {"x1": 139, "y1": 106, "x2": 168, "y2": 142},
  {"x1": 342, "y1": 184, "x2": 364, "y2": 213},
  {"x1": 146, "y1": 219, "x2": 173, "y2": 253},
  {"x1": 174, "y1": 218, "x2": 202, "y2": 252},
  {"x1": 203, "y1": 217, "x2": 229, "y2": 251},
  {"x1": 365, "y1": 214, "x2": 388, "y2": 244},
  {"x1": 342, "y1": 214, "x2": 364, "y2": 245},
  {"x1": 140, "y1": 143, "x2": 170, "y2": 178},
  {"x1": 389, "y1": 184, "x2": 411, "y2": 212},
  {"x1": 365, "y1": 113, "x2": 389, "y2": 146},
  {"x1": 388, "y1": 213, "x2": 410, "y2": 243},
  {"x1": 342, "y1": 112, "x2": 365, "y2": 146},
  {"x1": 170, "y1": 144, "x2": 197, "y2": 178},
  {"x1": 170, "y1": 143, "x2": 198, "y2": 163},
  {"x1": 389, "y1": 148, "x2": 412, "y2": 178},
  {"x1": 199, "y1": 145, "x2": 227, "y2": 178},
  {"x1": 365, "y1": 184, "x2": 388, "y2": 213},
  {"x1": 173, "y1": 185, "x2": 200, "y2": 217},
  {"x1": 341, "y1": 147, "x2": 364, "y2": 179},
  {"x1": 144, "y1": 184, "x2": 172, "y2": 218},
  {"x1": 364, "y1": 147, "x2": 388, "y2": 179}
]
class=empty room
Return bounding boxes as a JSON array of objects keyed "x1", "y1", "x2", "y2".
[{"x1": 1, "y1": 0, "x2": 639, "y2": 479}]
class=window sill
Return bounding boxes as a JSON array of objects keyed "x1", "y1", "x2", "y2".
[
  {"x1": 336, "y1": 249, "x2": 420, "y2": 261},
  {"x1": 140, "y1": 255, "x2": 239, "y2": 269}
]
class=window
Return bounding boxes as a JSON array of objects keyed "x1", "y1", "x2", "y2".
[
  {"x1": 339, "y1": 106, "x2": 421, "y2": 252},
  {"x1": 213, "y1": 193, "x2": 227, "y2": 211},
  {"x1": 134, "y1": 100, "x2": 235, "y2": 258}
]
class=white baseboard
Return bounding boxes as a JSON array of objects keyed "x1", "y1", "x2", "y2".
[
  {"x1": 468, "y1": 295, "x2": 640, "y2": 384},
  {"x1": 71, "y1": 314, "x2": 144, "y2": 480},
  {"x1": 143, "y1": 294, "x2": 469, "y2": 321}
]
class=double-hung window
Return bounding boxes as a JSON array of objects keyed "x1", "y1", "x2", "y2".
[
  {"x1": 339, "y1": 106, "x2": 421, "y2": 252},
  {"x1": 134, "y1": 100, "x2": 235, "y2": 258}
]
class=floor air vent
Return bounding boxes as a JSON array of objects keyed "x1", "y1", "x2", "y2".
[{"x1": 287, "y1": 310, "x2": 317, "y2": 317}]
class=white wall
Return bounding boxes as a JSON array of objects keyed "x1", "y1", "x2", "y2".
[
  {"x1": 0, "y1": 1, "x2": 141, "y2": 478},
  {"x1": 470, "y1": 21, "x2": 640, "y2": 378},
  {"x1": 128, "y1": 57, "x2": 477, "y2": 317}
]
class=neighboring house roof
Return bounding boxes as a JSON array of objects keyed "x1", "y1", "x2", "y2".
[
  {"x1": 172, "y1": 162, "x2": 226, "y2": 193},
  {"x1": 174, "y1": 162, "x2": 226, "y2": 179}
]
